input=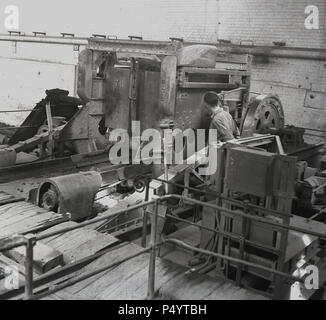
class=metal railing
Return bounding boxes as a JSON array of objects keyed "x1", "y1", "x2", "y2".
[{"x1": 1, "y1": 194, "x2": 326, "y2": 300}]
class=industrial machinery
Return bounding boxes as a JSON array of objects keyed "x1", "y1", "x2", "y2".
[
  {"x1": 0, "y1": 36, "x2": 325, "y2": 300},
  {"x1": 197, "y1": 142, "x2": 324, "y2": 300},
  {"x1": 37, "y1": 171, "x2": 102, "y2": 221},
  {"x1": 151, "y1": 135, "x2": 326, "y2": 300},
  {"x1": 75, "y1": 37, "x2": 286, "y2": 150},
  {"x1": 0, "y1": 37, "x2": 287, "y2": 164}
]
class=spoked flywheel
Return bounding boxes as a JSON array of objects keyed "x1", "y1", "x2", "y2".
[{"x1": 240, "y1": 95, "x2": 285, "y2": 138}]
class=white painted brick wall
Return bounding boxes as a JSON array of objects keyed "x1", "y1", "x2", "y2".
[
  {"x1": 250, "y1": 57, "x2": 326, "y2": 143},
  {"x1": 1, "y1": 0, "x2": 219, "y2": 42},
  {"x1": 217, "y1": 0, "x2": 326, "y2": 48},
  {"x1": 101, "y1": 0, "x2": 219, "y2": 42}
]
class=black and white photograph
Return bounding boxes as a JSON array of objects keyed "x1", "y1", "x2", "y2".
[{"x1": 0, "y1": 0, "x2": 325, "y2": 306}]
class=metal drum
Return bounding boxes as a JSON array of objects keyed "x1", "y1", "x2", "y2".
[{"x1": 37, "y1": 171, "x2": 102, "y2": 221}]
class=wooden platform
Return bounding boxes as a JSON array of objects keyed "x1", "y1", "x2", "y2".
[
  {"x1": 42, "y1": 242, "x2": 267, "y2": 300},
  {"x1": 0, "y1": 201, "x2": 66, "y2": 237},
  {"x1": 0, "y1": 191, "x2": 21, "y2": 205},
  {"x1": 40, "y1": 222, "x2": 119, "y2": 264},
  {"x1": 0, "y1": 198, "x2": 267, "y2": 300},
  {"x1": 0, "y1": 200, "x2": 119, "y2": 265}
]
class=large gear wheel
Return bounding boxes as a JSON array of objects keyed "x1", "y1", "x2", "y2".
[{"x1": 240, "y1": 95, "x2": 285, "y2": 138}]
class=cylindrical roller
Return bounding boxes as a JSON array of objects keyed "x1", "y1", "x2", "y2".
[{"x1": 37, "y1": 171, "x2": 102, "y2": 221}]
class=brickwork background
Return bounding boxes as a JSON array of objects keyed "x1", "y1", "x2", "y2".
[{"x1": 217, "y1": 0, "x2": 326, "y2": 48}]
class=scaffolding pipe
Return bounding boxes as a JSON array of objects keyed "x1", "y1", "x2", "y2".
[
  {"x1": 2, "y1": 194, "x2": 326, "y2": 252},
  {"x1": 164, "y1": 239, "x2": 303, "y2": 284},
  {"x1": 24, "y1": 235, "x2": 36, "y2": 300},
  {"x1": 29, "y1": 247, "x2": 151, "y2": 300},
  {"x1": 147, "y1": 200, "x2": 159, "y2": 300}
]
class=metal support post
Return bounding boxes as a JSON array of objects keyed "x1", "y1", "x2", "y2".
[
  {"x1": 45, "y1": 101, "x2": 54, "y2": 157},
  {"x1": 141, "y1": 179, "x2": 150, "y2": 248},
  {"x1": 147, "y1": 200, "x2": 159, "y2": 300},
  {"x1": 24, "y1": 234, "x2": 36, "y2": 300}
]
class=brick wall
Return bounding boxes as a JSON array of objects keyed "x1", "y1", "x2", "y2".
[
  {"x1": 249, "y1": 56, "x2": 326, "y2": 143},
  {"x1": 216, "y1": 0, "x2": 326, "y2": 142},
  {"x1": 112, "y1": 0, "x2": 219, "y2": 42},
  {"x1": 217, "y1": 0, "x2": 326, "y2": 48},
  {"x1": 1, "y1": 0, "x2": 219, "y2": 42}
]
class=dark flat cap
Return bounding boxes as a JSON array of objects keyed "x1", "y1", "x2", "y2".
[{"x1": 203, "y1": 91, "x2": 220, "y2": 106}]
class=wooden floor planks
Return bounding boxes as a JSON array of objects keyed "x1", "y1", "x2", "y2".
[
  {"x1": 51, "y1": 242, "x2": 267, "y2": 300},
  {"x1": 40, "y1": 222, "x2": 119, "y2": 264},
  {"x1": 0, "y1": 198, "x2": 267, "y2": 300},
  {"x1": 0, "y1": 201, "x2": 64, "y2": 237}
]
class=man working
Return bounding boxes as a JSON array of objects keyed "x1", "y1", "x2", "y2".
[{"x1": 203, "y1": 91, "x2": 240, "y2": 142}]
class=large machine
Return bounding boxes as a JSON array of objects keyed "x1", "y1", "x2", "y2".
[
  {"x1": 198, "y1": 141, "x2": 326, "y2": 299},
  {"x1": 142, "y1": 133, "x2": 326, "y2": 300},
  {"x1": 0, "y1": 37, "x2": 286, "y2": 162}
]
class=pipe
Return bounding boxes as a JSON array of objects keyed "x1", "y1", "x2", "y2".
[
  {"x1": 141, "y1": 179, "x2": 150, "y2": 248},
  {"x1": 1, "y1": 33, "x2": 325, "y2": 61},
  {"x1": 0, "y1": 199, "x2": 155, "y2": 252},
  {"x1": 2, "y1": 193, "x2": 326, "y2": 253},
  {"x1": 0, "y1": 242, "x2": 127, "y2": 300},
  {"x1": 29, "y1": 247, "x2": 151, "y2": 300},
  {"x1": 215, "y1": 44, "x2": 326, "y2": 62},
  {"x1": 153, "y1": 177, "x2": 292, "y2": 218},
  {"x1": 164, "y1": 239, "x2": 303, "y2": 284},
  {"x1": 29, "y1": 236, "x2": 303, "y2": 300},
  {"x1": 147, "y1": 200, "x2": 159, "y2": 300},
  {"x1": 169, "y1": 195, "x2": 326, "y2": 241},
  {"x1": 4, "y1": 193, "x2": 319, "y2": 299},
  {"x1": 0, "y1": 34, "x2": 87, "y2": 46},
  {"x1": 165, "y1": 214, "x2": 279, "y2": 254},
  {"x1": 24, "y1": 235, "x2": 35, "y2": 300},
  {"x1": 0, "y1": 110, "x2": 36, "y2": 113}
]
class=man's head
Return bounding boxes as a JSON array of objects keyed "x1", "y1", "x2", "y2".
[{"x1": 203, "y1": 91, "x2": 222, "y2": 113}]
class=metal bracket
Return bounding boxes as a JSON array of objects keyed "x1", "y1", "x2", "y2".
[
  {"x1": 92, "y1": 34, "x2": 106, "y2": 39},
  {"x1": 8, "y1": 31, "x2": 25, "y2": 36},
  {"x1": 33, "y1": 32, "x2": 46, "y2": 37},
  {"x1": 61, "y1": 33, "x2": 75, "y2": 38},
  {"x1": 128, "y1": 35, "x2": 143, "y2": 40},
  {"x1": 24, "y1": 234, "x2": 37, "y2": 300}
]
